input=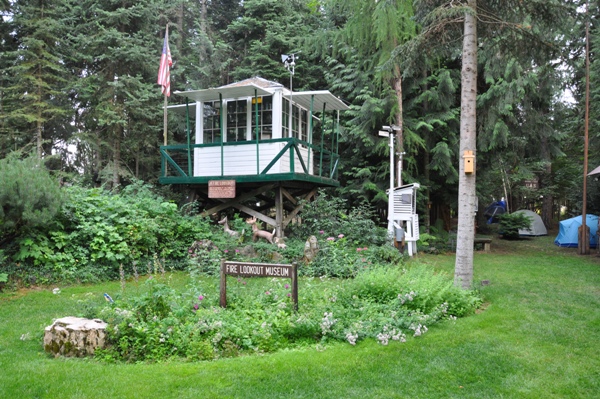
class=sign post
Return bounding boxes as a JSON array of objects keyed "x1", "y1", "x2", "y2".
[{"x1": 220, "y1": 260, "x2": 298, "y2": 310}]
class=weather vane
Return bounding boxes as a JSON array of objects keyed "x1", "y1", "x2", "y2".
[
  {"x1": 281, "y1": 54, "x2": 297, "y2": 75},
  {"x1": 281, "y1": 54, "x2": 298, "y2": 137}
]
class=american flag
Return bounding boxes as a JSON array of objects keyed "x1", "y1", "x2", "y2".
[{"x1": 157, "y1": 27, "x2": 172, "y2": 96}]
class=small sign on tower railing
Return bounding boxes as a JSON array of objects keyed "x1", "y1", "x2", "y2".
[{"x1": 208, "y1": 180, "x2": 236, "y2": 198}]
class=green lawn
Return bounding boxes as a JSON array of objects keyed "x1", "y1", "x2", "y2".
[{"x1": 1, "y1": 236, "x2": 599, "y2": 399}]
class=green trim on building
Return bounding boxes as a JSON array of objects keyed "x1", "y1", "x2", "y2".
[{"x1": 158, "y1": 172, "x2": 340, "y2": 187}]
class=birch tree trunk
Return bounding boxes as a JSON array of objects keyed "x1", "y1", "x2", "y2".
[{"x1": 454, "y1": 0, "x2": 478, "y2": 289}]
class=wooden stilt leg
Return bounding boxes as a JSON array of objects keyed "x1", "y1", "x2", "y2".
[{"x1": 275, "y1": 185, "x2": 283, "y2": 238}]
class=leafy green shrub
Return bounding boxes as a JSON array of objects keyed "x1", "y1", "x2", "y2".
[
  {"x1": 288, "y1": 191, "x2": 388, "y2": 246},
  {"x1": 8, "y1": 181, "x2": 213, "y2": 283},
  {"x1": 0, "y1": 154, "x2": 63, "y2": 239},
  {"x1": 417, "y1": 222, "x2": 456, "y2": 254},
  {"x1": 301, "y1": 234, "x2": 402, "y2": 278},
  {"x1": 498, "y1": 212, "x2": 532, "y2": 239}
]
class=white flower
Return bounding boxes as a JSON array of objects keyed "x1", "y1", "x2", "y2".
[
  {"x1": 377, "y1": 332, "x2": 390, "y2": 345},
  {"x1": 52, "y1": 288, "x2": 61, "y2": 295},
  {"x1": 411, "y1": 323, "x2": 428, "y2": 337},
  {"x1": 320, "y1": 312, "x2": 337, "y2": 335},
  {"x1": 346, "y1": 332, "x2": 358, "y2": 345}
]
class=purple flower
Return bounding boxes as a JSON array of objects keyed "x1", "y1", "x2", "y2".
[
  {"x1": 319, "y1": 230, "x2": 324, "y2": 234},
  {"x1": 235, "y1": 249, "x2": 240, "y2": 253},
  {"x1": 224, "y1": 249, "x2": 229, "y2": 253},
  {"x1": 265, "y1": 291, "x2": 271, "y2": 295},
  {"x1": 287, "y1": 293, "x2": 291, "y2": 297},
  {"x1": 338, "y1": 234, "x2": 344, "y2": 239},
  {"x1": 193, "y1": 304, "x2": 199, "y2": 310},
  {"x1": 327, "y1": 237, "x2": 335, "y2": 241},
  {"x1": 357, "y1": 248, "x2": 362, "y2": 252},
  {"x1": 363, "y1": 247, "x2": 368, "y2": 250},
  {"x1": 198, "y1": 295, "x2": 204, "y2": 301},
  {"x1": 285, "y1": 284, "x2": 290, "y2": 289},
  {"x1": 242, "y1": 281, "x2": 247, "y2": 285}
]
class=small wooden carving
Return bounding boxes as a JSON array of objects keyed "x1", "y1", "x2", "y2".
[
  {"x1": 218, "y1": 216, "x2": 240, "y2": 238},
  {"x1": 246, "y1": 217, "x2": 275, "y2": 244}
]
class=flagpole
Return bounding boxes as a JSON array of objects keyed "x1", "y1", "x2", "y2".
[
  {"x1": 164, "y1": 92, "x2": 168, "y2": 145},
  {"x1": 163, "y1": 25, "x2": 169, "y2": 146}
]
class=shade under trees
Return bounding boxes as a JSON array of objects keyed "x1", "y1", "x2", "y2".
[{"x1": 0, "y1": 0, "x2": 598, "y2": 288}]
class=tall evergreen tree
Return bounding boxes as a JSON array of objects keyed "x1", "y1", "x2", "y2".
[
  {"x1": 410, "y1": 0, "x2": 572, "y2": 287},
  {"x1": 3, "y1": 0, "x2": 69, "y2": 159},
  {"x1": 310, "y1": 0, "x2": 417, "y2": 212},
  {"x1": 224, "y1": 0, "x2": 319, "y2": 86},
  {"x1": 62, "y1": 0, "x2": 164, "y2": 186}
]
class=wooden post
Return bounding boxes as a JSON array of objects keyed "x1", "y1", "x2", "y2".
[
  {"x1": 255, "y1": 88, "x2": 260, "y2": 174},
  {"x1": 219, "y1": 93, "x2": 224, "y2": 176},
  {"x1": 275, "y1": 185, "x2": 283, "y2": 238},
  {"x1": 291, "y1": 262, "x2": 298, "y2": 311},
  {"x1": 219, "y1": 259, "x2": 227, "y2": 307},
  {"x1": 186, "y1": 98, "x2": 192, "y2": 176},
  {"x1": 578, "y1": 225, "x2": 590, "y2": 255}
]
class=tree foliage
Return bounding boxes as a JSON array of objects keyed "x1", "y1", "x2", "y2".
[
  {"x1": 0, "y1": 154, "x2": 63, "y2": 239},
  {"x1": 0, "y1": 0, "x2": 596, "y2": 259}
]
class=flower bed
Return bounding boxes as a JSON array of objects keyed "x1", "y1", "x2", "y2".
[{"x1": 92, "y1": 264, "x2": 481, "y2": 362}]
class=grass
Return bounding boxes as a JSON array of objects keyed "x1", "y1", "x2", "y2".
[{"x1": 1, "y1": 235, "x2": 599, "y2": 398}]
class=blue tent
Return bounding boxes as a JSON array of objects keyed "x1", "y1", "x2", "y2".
[
  {"x1": 554, "y1": 215, "x2": 598, "y2": 248},
  {"x1": 484, "y1": 200, "x2": 507, "y2": 224}
]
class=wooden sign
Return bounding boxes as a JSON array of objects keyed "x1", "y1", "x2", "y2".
[
  {"x1": 208, "y1": 180, "x2": 236, "y2": 198},
  {"x1": 220, "y1": 260, "x2": 298, "y2": 310}
]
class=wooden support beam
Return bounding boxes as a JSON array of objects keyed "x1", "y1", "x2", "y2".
[
  {"x1": 283, "y1": 187, "x2": 318, "y2": 228},
  {"x1": 201, "y1": 183, "x2": 275, "y2": 216},
  {"x1": 281, "y1": 187, "x2": 297, "y2": 205},
  {"x1": 275, "y1": 185, "x2": 283, "y2": 237},
  {"x1": 232, "y1": 203, "x2": 277, "y2": 227}
]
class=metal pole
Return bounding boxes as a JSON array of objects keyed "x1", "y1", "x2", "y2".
[
  {"x1": 388, "y1": 132, "x2": 395, "y2": 237},
  {"x1": 580, "y1": 0, "x2": 590, "y2": 255}
]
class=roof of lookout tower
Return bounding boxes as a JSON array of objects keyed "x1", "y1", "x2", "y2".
[{"x1": 172, "y1": 76, "x2": 349, "y2": 113}]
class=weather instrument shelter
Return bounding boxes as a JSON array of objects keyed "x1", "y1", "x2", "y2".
[
  {"x1": 159, "y1": 77, "x2": 349, "y2": 236},
  {"x1": 389, "y1": 183, "x2": 420, "y2": 256}
]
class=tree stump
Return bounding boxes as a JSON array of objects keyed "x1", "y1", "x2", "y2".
[{"x1": 44, "y1": 317, "x2": 107, "y2": 357}]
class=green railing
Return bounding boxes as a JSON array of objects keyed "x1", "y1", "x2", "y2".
[{"x1": 160, "y1": 138, "x2": 339, "y2": 181}]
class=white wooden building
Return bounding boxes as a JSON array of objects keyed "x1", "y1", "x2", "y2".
[{"x1": 159, "y1": 77, "x2": 349, "y2": 236}]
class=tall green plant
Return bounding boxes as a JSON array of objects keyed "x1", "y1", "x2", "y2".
[
  {"x1": 0, "y1": 154, "x2": 63, "y2": 241},
  {"x1": 10, "y1": 182, "x2": 212, "y2": 283},
  {"x1": 498, "y1": 212, "x2": 532, "y2": 240}
]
